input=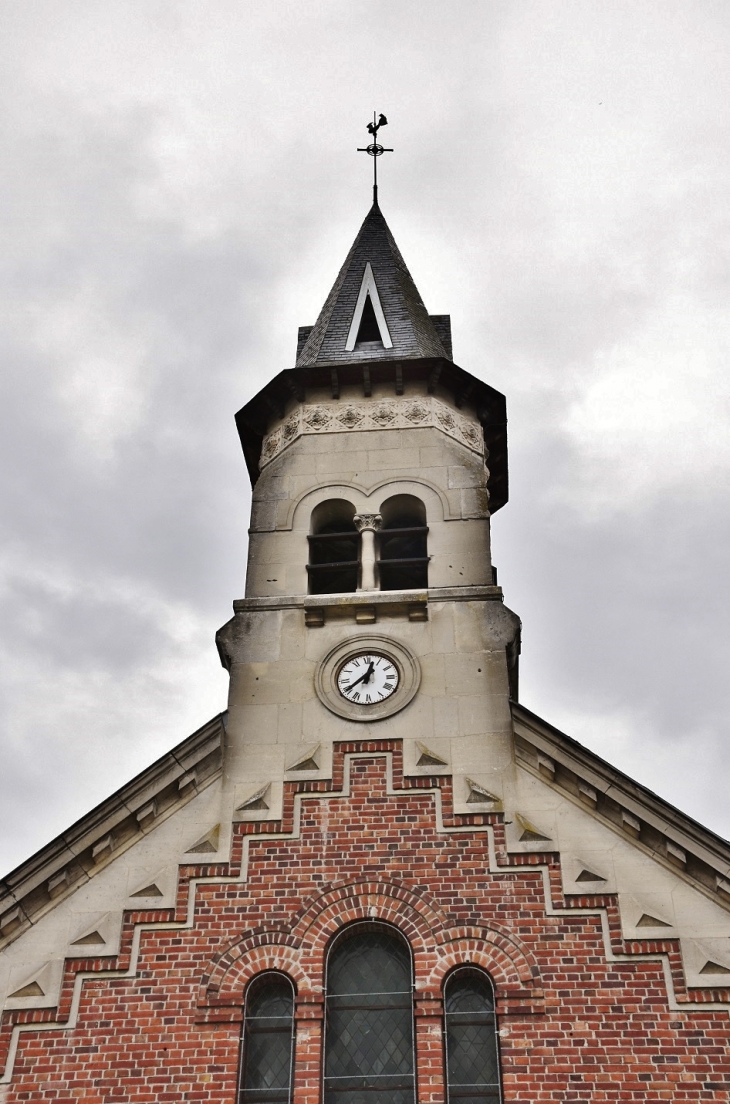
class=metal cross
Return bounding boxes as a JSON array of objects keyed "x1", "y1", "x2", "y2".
[{"x1": 357, "y1": 112, "x2": 393, "y2": 206}]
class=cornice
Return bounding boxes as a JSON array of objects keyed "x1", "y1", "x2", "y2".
[
  {"x1": 512, "y1": 702, "x2": 730, "y2": 910},
  {"x1": 0, "y1": 714, "x2": 225, "y2": 950}
]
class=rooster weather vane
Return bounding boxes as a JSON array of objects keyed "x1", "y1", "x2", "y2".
[{"x1": 358, "y1": 112, "x2": 393, "y2": 205}]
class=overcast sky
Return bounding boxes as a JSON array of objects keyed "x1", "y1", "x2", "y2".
[{"x1": 1, "y1": 1, "x2": 729, "y2": 874}]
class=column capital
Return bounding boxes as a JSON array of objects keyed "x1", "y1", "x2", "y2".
[{"x1": 353, "y1": 512, "x2": 383, "y2": 533}]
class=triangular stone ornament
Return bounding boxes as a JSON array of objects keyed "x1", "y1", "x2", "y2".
[
  {"x1": 129, "y1": 882, "x2": 164, "y2": 898},
  {"x1": 700, "y1": 960, "x2": 730, "y2": 975},
  {"x1": 515, "y1": 813, "x2": 551, "y2": 842},
  {"x1": 416, "y1": 742, "x2": 448, "y2": 768},
  {"x1": 9, "y1": 980, "x2": 44, "y2": 998},
  {"x1": 186, "y1": 825, "x2": 220, "y2": 854},
  {"x1": 575, "y1": 868, "x2": 607, "y2": 883},
  {"x1": 237, "y1": 783, "x2": 271, "y2": 812},
  {"x1": 286, "y1": 744, "x2": 321, "y2": 772},
  {"x1": 71, "y1": 930, "x2": 106, "y2": 946},
  {"x1": 466, "y1": 778, "x2": 500, "y2": 804},
  {"x1": 637, "y1": 913, "x2": 672, "y2": 928},
  {"x1": 345, "y1": 263, "x2": 393, "y2": 351}
]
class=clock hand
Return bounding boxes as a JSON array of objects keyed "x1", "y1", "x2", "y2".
[{"x1": 344, "y1": 661, "x2": 375, "y2": 690}]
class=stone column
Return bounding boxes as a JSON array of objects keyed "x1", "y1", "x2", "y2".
[{"x1": 353, "y1": 513, "x2": 382, "y2": 591}]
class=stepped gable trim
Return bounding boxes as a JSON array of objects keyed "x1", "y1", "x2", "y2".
[
  {"x1": 296, "y1": 203, "x2": 447, "y2": 368},
  {"x1": 4, "y1": 740, "x2": 729, "y2": 1083},
  {"x1": 0, "y1": 714, "x2": 225, "y2": 950},
  {"x1": 513, "y1": 702, "x2": 730, "y2": 910}
]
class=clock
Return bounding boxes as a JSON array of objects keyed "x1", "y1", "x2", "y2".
[
  {"x1": 337, "y1": 653, "x2": 400, "y2": 705},
  {"x1": 316, "y1": 636, "x2": 420, "y2": 722}
]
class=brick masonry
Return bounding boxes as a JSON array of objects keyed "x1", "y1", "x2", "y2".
[{"x1": 2, "y1": 741, "x2": 729, "y2": 1102}]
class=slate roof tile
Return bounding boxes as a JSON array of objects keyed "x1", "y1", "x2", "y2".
[{"x1": 296, "y1": 202, "x2": 449, "y2": 366}]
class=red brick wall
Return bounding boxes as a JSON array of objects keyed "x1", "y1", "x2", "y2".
[{"x1": 2, "y1": 741, "x2": 729, "y2": 1101}]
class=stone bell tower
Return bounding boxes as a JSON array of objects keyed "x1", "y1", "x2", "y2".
[{"x1": 216, "y1": 200, "x2": 521, "y2": 846}]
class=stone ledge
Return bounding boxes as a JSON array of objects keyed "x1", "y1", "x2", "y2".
[{"x1": 232, "y1": 584, "x2": 503, "y2": 614}]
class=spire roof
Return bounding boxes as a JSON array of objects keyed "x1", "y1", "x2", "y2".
[{"x1": 296, "y1": 203, "x2": 450, "y2": 367}]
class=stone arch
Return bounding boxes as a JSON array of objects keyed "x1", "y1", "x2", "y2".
[{"x1": 283, "y1": 477, "x2": 454, "y2": 532}]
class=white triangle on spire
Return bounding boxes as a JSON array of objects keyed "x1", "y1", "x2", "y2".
[{"x1": 345, "y1": 262, "x2": 393, "y2": 351}]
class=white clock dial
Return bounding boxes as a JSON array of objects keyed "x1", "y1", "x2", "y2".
[{"x1": 337, "y1": 653, "x2": 400, "y2": 705}]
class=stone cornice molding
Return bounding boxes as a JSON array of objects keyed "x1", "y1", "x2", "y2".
[
  {"x1": 512, "y1": 703, "x2": 730, "y2": 912},
  {"x1": 0, "y1": 715, "x2": 225, "y2": 953}
]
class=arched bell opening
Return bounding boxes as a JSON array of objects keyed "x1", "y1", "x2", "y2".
[
  {"x1": 378, "y1": 495, "x2": 429, "y2": 591},
  {"x1": 307, "y1": 499, "x2": 359, "y2": 595}
]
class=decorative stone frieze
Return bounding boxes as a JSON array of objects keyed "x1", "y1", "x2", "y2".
[{"x1": 259, "y1": 396, "x2": 485, "y2": 469}]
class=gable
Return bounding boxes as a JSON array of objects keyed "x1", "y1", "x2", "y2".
[
  {"x1": 0, "y1": 715, "x2": 224, "y2": 1014},
  {"x1": 511, "y1": 703, "x2": 730, "y2": 988}
]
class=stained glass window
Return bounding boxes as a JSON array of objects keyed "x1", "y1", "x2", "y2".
[
  {"x1": 239, "y1": 974, "x2": 295, "y2": 1104},
  {"x1": 324, "y1": 925, "x2": 416, "y2": 1104},
  {"x1": 444, "y1": 969, "x2": 501, "y2": 1104}
]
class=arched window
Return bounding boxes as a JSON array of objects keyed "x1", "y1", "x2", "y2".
[
  {"x1": 238, "y1": 973, "x2": 295, "y2": 1104},
  {"x1": 378, "y1": 495, "x2": 428, "y2": 591},
  {"x1": 307, "y1": 500, "x2": 360, "y2": 595},
  {"x1": 324, "y1": 924, "x2": 415, "y2": 1104},
  {"x1": 444, "y1": 968, "x2": 501, "y2": 1104}
]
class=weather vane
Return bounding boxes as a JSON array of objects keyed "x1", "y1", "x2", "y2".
[{"x1": 358, "y1": 112, "x2": 393, "y2": 205}]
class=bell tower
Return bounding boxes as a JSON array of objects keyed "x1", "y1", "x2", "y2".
[{"x1": 216, "y1": 199, "x2": 521, "y2": 845}]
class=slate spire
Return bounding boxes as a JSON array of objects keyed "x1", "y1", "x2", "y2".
[{"x1": 296, "y1": 203, "x2": 451, "y2": 367}]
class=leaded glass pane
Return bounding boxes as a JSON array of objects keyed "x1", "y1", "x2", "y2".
[
  {"x1": 325, "y1": 927, "x2": 415, "y2": 1104},
  {"x1": 445, "y1": 971, "x2": 501, "y2": 1104},
  {"x1": 239, "y1": 975, "x2": 294, "y2": 1104}
]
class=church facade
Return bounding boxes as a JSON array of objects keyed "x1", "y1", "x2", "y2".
[{"x1": 1, "y1": 200, "x2": 730, "y2": 1102}]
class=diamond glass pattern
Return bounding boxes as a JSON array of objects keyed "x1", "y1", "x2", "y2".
[
  {"x1": 239, "y1": 976, "x2": 294, "y2": 1104},
  {"x1": 445, "y1": 971, "x2": 500, "y2": 1104},
  {"x1": 325, "y1": 928, "x2": 415, "y2": 1104}
]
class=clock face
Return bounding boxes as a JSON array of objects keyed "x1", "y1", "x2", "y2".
[{"x1": 337, "y1": 653, "x2": 400, "y2": 705}]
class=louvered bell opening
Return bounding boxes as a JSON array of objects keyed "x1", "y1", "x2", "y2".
[
  {"x1": 444, "y1": 970, "x2": 501, "y2": 1104},
  {"x1": 307, "y1": 500, "x2": 360, "y2": 595},
  {"x1": 239, "y1": 975, "x2": 295, "y2": 1104},
  {"x1": 378, "y1": 494, "x2": 428, "y2": 592},
  {"x1": 324, "y1": 925, "x2": 416, "y2": 1104}
]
